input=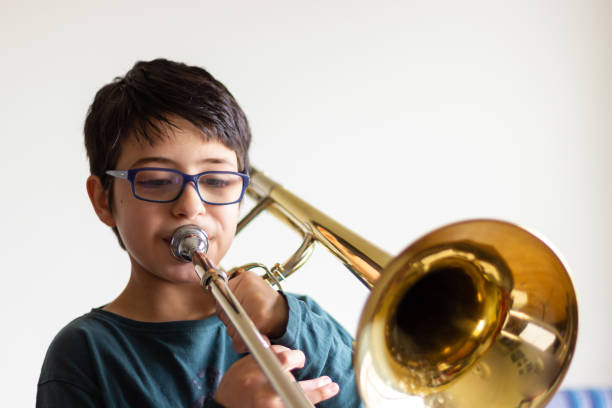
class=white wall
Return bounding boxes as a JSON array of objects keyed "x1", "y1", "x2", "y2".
[{"x1": 2, "y1": 1, "x2": 611, "y2": 405}]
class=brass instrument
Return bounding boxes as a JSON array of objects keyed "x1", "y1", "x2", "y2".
[
  {"x1": 236, "y1": 167, "x2": 578, "y2": 408},
  {"x1": 171, "y1": 226, "x2": 315, "y2": 408}
]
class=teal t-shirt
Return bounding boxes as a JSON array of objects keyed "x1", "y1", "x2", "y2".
[{"x1": 37, "y1": 293, "x2": 363, "y2": 408}]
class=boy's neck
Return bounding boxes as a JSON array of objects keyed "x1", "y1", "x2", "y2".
[{"x1": 103, "y1": 266, "x2": 216, "y2": 322}]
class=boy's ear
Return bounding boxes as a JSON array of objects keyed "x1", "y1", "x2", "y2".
[{"x1": 86, "y1": 175, "x2": 116, "y2": 227}]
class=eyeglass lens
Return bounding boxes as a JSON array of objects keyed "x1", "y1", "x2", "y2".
[{"x1": 133, "y1": 169, "x2": 244, "y2": 203}]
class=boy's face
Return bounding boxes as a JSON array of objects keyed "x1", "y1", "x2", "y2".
[{"x1": 101, "y1": 118, "x2": 241, "y2": 284}]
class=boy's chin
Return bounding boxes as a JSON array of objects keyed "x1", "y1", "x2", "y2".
[
  {"x1": 132, "y1": 258, "x2": 201, "y2": 285},
  {"x1": 163, "y1": 264, "x2": 201, "y2": 284}
]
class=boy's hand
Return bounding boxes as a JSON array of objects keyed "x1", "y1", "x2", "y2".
[
  {"x1": 216, "y1": 269, "x2": 289, "y2": 354},
  {"x1": 214, "y1": 345, "x2": 340, "y2": 408}
]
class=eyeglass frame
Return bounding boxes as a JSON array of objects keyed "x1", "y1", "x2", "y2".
[{"x1": 105, "y1": 167, "x2": 250, "y2": 205}]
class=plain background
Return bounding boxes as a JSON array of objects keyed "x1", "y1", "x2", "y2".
[{"x1": 2, "y1": 1, "x2": 611, "y2": 405}]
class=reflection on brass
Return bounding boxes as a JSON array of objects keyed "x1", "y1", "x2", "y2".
[{"x1": 238, "y1": 167, "x2": 578, "y2": 407}]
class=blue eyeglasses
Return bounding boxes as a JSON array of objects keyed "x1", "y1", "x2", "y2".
[{"x1": 106, "y1": 168, "x2": 250, "y2": 205}]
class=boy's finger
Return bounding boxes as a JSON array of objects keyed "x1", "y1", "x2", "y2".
[
  {"x1": 299, "y1": 377, "x2": 340, "y2": 404},
  {"x1": 226, "y1": 268, "x2": 254, "y2": 292},
  {"x1": 299, "y1": 376, "x2": 332, "y2": 391},
  {"x1": 268, "y1": 344, "x2": 290, "y2": 353},
  {"x1": 232, "y1": 337, "x2": 246, "y2": 354},
  {"x1": 273, "y1": 348, "x2": 306, "y2": 371}
]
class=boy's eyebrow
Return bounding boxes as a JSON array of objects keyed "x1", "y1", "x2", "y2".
[{"x1": 128, "y1": 156, "x2": 235, "y2": 168}]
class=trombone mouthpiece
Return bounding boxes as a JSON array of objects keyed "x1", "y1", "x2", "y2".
[{"x1": 170, "y1": 225, "x2": 209, "y2": 262}]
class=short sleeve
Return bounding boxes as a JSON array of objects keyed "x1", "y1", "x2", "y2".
[{"x1": 273, "y1": 293, "x2": 363, "y2": 408}]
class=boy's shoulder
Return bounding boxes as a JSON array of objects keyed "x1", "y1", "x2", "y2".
[
  {"x1": 44, "y1": 310, "x2": 100, "y2": 355},
  {"x1": 38, "y1": 310, "x2": 103, "y2": 391},
  {"x1": 42, "y1": 309, "x2": 116, "y2": 359}
]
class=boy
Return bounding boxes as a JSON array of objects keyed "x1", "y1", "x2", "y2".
[{"x1": 37, "y1": 59, "x2": 362, "y2": 408}]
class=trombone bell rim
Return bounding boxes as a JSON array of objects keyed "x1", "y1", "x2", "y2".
[{"x1": 355, "y1": 219, "x2": 578, "y2": 407}]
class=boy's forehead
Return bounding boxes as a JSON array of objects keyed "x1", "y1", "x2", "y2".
[{"x1": 116, "y1": 127, "x2": 238, "y2": 169}]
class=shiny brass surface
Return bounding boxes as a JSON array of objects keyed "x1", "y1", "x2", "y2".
[
  {"x1": 242, "y1": 167, "x2": 391, "y2": 288},
  {"x1": 241, "y1": 169, "x2": 578, "y2": 408},
  {"x1": 355, "y1": 220, "x2": 578, "y2": 407}
]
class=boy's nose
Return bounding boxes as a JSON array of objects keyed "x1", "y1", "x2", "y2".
[{"x1": 171, "y1": 182, "x2": 205, "y2": 219}]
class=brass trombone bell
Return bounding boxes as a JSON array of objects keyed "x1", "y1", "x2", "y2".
[{"x1": 355, "y1": 219, "x2": 578, "y2": 407}]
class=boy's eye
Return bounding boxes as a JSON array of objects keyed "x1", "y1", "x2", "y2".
[
  {"x1": 137, "y1": 178, "x2": 172, "y2": 188},
  {"x1": 135, "y1": 172, "x2": 181, "y2": 189},
  {"x1": 200, "y1": 177, "x2": 231, "y2": 188}
]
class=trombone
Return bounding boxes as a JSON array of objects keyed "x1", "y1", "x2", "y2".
[{"x1": 179, "y1": 167, "x2": 578, "y2": 407}]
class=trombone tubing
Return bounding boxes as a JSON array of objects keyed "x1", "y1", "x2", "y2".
[{"x1": 242, "y1": 167, "x2": 392, "y2": 288}]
